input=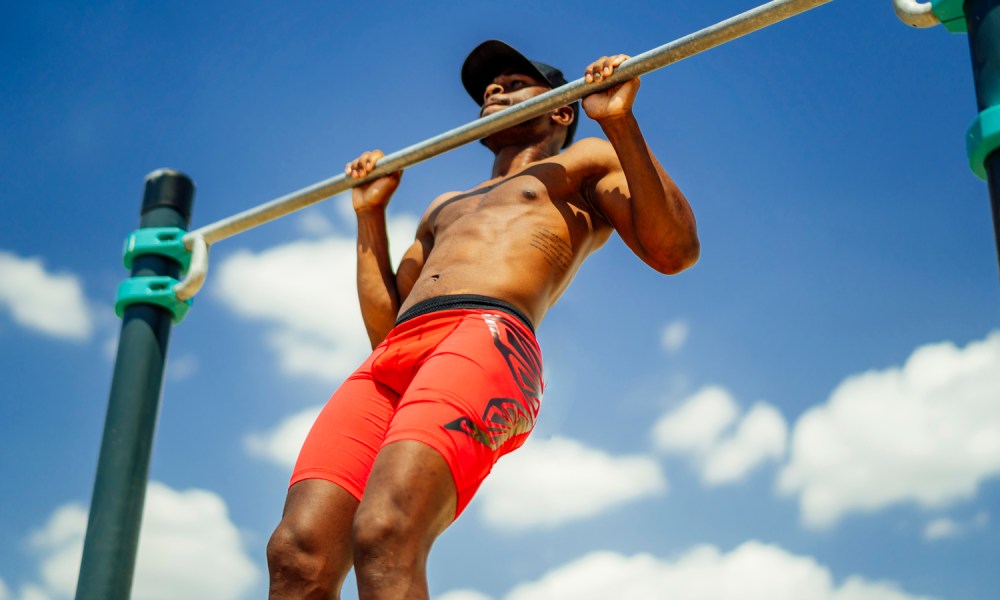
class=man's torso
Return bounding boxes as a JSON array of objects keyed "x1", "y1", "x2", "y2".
[{"x1": 398, "y1": 140, "x2": 617, "y2": 328}]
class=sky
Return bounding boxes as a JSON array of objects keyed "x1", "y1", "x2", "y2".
[{"x1": 2, "y1": 1, "x2": 999, "y2": 599}]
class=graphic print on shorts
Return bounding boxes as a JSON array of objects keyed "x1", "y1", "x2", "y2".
[{"x1": 443, "y1": 315, "x2": 543, "y2": 450}]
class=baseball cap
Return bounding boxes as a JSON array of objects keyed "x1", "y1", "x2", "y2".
[{"x1": 461, "y1": 40, "x2": 578, "y2": 148}]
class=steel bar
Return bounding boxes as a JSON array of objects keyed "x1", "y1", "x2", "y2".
[
  {"x1": 76, "y1": 170, "x2": 195, "y2": 600},
  {"x1": 183, "y1": 0, "x2": 833, "y2": 250}
]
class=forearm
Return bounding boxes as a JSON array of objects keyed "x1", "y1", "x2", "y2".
[
  {"x1": 356, "y1": 208, "x2": 400, "y2": 347},
  {"x1": 600, "y1": 112, "x2": 699, "y2": 272}
]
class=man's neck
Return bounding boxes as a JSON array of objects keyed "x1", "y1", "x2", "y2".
[{"x1": 490, "y1": 142, "x2": 559, "y2": 179}]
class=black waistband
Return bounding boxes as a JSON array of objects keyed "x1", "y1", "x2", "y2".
[{"x1": 395, "y1": 294, "x2": 535, "y2": 334}]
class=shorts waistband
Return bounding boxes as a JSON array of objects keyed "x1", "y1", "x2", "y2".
[{"x1": 395, "y1": 294, "x2": 535, "y2": 334}]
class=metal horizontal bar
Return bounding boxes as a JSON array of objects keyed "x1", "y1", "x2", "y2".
[{"x1": 184, "y1": 0, "x2": 832, "y2": 248}]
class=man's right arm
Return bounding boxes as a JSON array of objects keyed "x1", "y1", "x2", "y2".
[{"x1": 348, "y1": 150, "x2": 429, "y2": 347}]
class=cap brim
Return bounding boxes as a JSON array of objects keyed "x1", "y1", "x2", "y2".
[{"x1": 461, "y1": 40, "x2": 550, "y2": 105}]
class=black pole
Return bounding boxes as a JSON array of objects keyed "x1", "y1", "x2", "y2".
[
  {"x1": 966, "y1": 0, "x2": 1000, "y2": 272},
  {"x1": 75, "y1": 170, "x2": 194, "y2": 600}
]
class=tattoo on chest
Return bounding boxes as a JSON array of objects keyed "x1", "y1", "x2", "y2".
[{"x1": 529, "y1": 227, "x2": 573, "y2": 272}]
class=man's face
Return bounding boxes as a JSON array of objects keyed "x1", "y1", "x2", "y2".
[{"x1": 479, "y1": 70, "x2": 551, "y2": 117}]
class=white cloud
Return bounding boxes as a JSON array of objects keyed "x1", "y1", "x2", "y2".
[
  {"x1": 653, "y1": 386, "x2": 788, "y2": 485},
  {"x1": 652, "y1": 386, "x2": 738, "y2": 455},
  {"x1": 660, "y1": 320, "x2": 689, "y2": 353},
  {"x1": 28, "y1": 504, "x2": 86, "y2": 597},
  {"x1": 923, "y1": 511, "x2": 989, "y2": 541},
  {"x1": 212, "y1": 213, "x2": 418, "y2": 383},
  {"x1": 922, "y1": 517, "x2": 960, "y2": 541},
  {"x1": 12, "y1": 585, "x2": 49, "y2": 600},
  {"x1": 702, "y1": 403, "x2": 788, "y2": 485},
  {"x1": 476, "y1": 436, "x2": 666, "y2": 531},
  {"x1": 245, "y1": 405, "x2": 323, "y2": 468},
  {"x1": 0, "y1": 577, "x2": 10, "y2": 599},
  {"x1": 486, "y1": 541, "x2": 932, "y2": 600},
  {"x1": 0, "y1": 252, "x2": 93, "y2": 341},
  {"x1": 779, "y1": 332, "x2": 1000, "y2": 528},
  {"x1": 166, "y1": 353, "x2": 199, "y2": 382},
  {"x1": 297, "y1": 210, "x2": 335, "y2": 236},
  {"x1": 22, "y1": 482, "x2": 259, "y2": 600}
]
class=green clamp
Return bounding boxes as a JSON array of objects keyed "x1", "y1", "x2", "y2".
[
  {"x1": 967, "y1": 105, "x2": 1000, "y2": 180},
  {"x1": 115, "y1": 276, "x2": 192, "y2": 323},
  {"x1": 123, "y1": 227, "x2": 191, "y2": 272},
  {"x1": 932, "y1": 0, "x2": 967, "y2": 33}
]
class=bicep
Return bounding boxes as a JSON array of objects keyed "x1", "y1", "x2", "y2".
[{"x1": 590, "y1": 165, "x2": 638, "y2": 244}]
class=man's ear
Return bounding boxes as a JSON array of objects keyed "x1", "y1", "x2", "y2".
[{"x1": 551, "y1": 105, "x2": 574, "y2": 127}]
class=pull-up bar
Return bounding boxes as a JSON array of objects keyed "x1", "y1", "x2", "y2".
[{"x1": 171, "y1": 0, "x2": 834, "y2": 301}]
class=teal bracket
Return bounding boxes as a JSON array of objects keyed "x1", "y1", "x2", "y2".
[
  {"x1": 967, "y1": 105, "x2": 1000, "y2": 180},
  {"x1": 115, "y1": 276, "x2": 192, "y2": 323},
  {"x1": 116, "y1": 227, "x2": 193, "y2": 323},
  {"x1": 123, "y1": 227, "x2": 191, "y2": 271},
  {"x1": 932, "y1": 0, "x2": 967, "y2": 33}
]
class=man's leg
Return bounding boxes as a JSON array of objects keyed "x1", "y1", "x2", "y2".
[
  {"x1": 352, "y1": 440, "x2": 458, "y2": 600},
  {"x1": 267, "y1": 480, "x2": 359, "y2": 599},
  {"x1": 267, "y1": 350, "x2": 398, "y2": 600}
]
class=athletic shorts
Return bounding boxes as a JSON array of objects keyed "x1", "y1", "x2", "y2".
[{"x1": 290, "y1": 294, "x2": 544, "y2": 518}]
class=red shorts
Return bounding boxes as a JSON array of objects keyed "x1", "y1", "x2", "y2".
[{"x1": 291, "y1": 295, "x2": 544, "y2": 518}]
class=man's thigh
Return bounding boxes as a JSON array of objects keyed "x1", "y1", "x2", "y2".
[
  {"x1": 356, "y1": 440, "x2": 458, "y2": 542},
  {"x1": 292, "y1": 355, "x2": 399, "y2": 502}
]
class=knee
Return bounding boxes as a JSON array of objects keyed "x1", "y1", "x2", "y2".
[
  {"x1": 351, "y1": 505, "x2": 419, "y2": 564},
  {"x1": 266, "y1": 522, "x2": 332, "y2": 595}
]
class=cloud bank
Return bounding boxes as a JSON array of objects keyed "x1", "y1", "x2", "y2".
[
  {"x1": 213, "y1": 212, "x2": 418, "y2": 383},
  {"x1": 780, "y1": 332, "x2": 1000, "y2": 528},
  {"x1": 245, "y1": 405, "x2": 323, "y2": 468},
  {"x1": 439, "y1": 540, "x2": 931, "y2": 600},
  {"x1": 0, "y1": 252, "x2": 93, "y2": 341},
  {"x1": 10, "y1": 482, "x2": 258, "y2": 600},
  {"x1": 476, "y1": 435, "x2": 666, "y2": 531},
  {"x1": 653, "y1": 386, "x2": 788, "y2": 485}
]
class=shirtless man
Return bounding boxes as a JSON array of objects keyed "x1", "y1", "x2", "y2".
[{"x1": 266, "y1": 40, "x2": 699, "y2": 599}]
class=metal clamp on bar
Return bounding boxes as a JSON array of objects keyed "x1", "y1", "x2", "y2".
[
  {"x1": 118, "y1": 226, "x2": 197, "y2": 323},
  {"x1": 115, "y1": 276, "x2": 192, "y2": 323},
  {"x1": 967, "y1": 106, "x2": 1000, "y2": 180},
  {"x1": 892, "y1": 0, "x2": 966, "y2": 32},
  {"x1": 123, "y1": 227, "x2": 192, "y2": 271},
  {"x1": 932, "y1": 0, "x2": 967, "y2": 32}
]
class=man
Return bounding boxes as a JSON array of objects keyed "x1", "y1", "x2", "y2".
[{"x1": 266, "y1": 40, "x2": 699, "y2": 599}]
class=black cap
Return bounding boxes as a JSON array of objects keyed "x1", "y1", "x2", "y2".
[{"x1": 461, "y1": 40, "x2": 578, "y2": 149}]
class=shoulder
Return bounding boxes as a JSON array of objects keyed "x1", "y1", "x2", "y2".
[
  {"x1": 559, "y1": 137, "x2": 621, "y2": 172},
  {"x1": 416, "y1": 190, "x2": 463, "y2": 232},
  {"x1": 426, "y1": 190, "x2": 463, "y2": 211}
]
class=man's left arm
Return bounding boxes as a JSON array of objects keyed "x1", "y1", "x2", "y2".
[{"x1": 582, "y1": 54, "x2": 700, "y2": 274}]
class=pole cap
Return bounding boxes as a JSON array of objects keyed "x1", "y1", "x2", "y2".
[{"x1": 141, "y1": 169, "x2": 195, "y2": 223}]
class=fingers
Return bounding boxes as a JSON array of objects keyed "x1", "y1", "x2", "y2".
[
  {"x1": 584, "y1": 54, "x2": 631, "y2": 83},
  {"x1": 345, "y1": 149, "x2": 385, "y2": 179}
]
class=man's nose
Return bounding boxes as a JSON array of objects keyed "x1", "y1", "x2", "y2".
[{"x1": 483, "y1": 82, "x2": 503, "y2": 102}]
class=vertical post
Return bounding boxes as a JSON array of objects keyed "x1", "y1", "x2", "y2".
[
  {"x1": 75, "y1": 170, "x2": 195, "y2": 600},
  {"x1": 966, "y1": 0, "x2": 1000, "y2": 271}
]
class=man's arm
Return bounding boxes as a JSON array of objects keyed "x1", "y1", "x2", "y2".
[
  {"x1": 348, "y1": 150, "x2": 430, "y2": 347},
  {"x1": 581, "y1": 55, "x2": 700, "y2": 274}
]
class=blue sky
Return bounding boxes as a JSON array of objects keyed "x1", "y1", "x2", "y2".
[{"x1": 2, "y1": 1, "x2": 999, "y2": 599}]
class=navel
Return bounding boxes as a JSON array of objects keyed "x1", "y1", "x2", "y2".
[{"x1": 522, "y1": 189, "x2": 538, "y2": 200}]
